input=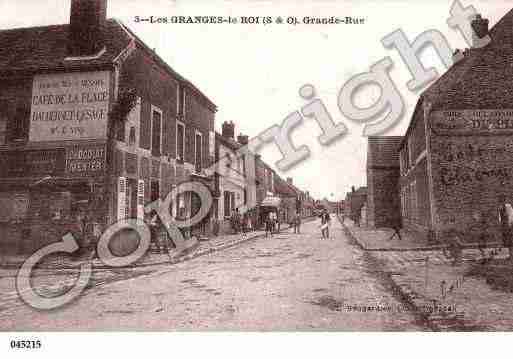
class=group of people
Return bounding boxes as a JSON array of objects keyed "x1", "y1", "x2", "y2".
[
  {"x1": 265, "y1": 210, "x2": 279, "y2": 237},
  {"x1": 230, "y1": 209, "x2": 254, "y2": 237}
]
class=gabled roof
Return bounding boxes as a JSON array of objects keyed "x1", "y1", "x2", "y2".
[
  {"x1": 0, "y1": 19, "x2": 129, "y2": 75},
  {"x1": 274, "y1": 176, "x2": 297, "y2": 197},
  {"x1": 400, "y1": 9, "x2": 513, "y2": 148},
  {"x1": 427, "y1": 8, "x2": 513, "y2": 110},
  {"x1": 0, "y1": 18, "x2": 217, "y2": 110},
  {"x1": 367, "y1": 136, "x2": 403, "y2": 168}
]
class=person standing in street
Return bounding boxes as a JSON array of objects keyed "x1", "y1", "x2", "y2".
[
  {"x1": 442, "y1": 228, "x2": 463, "y2": 266},
  {"x1": 266, "y1": 211, "x2": 275, "y2": 238},
  {"x1": 320, "y1": 209, "x2": 331, "y2": 239},
  {"x1": 498, "y1": 195, "x2": 513, "y2": 261},
  {"x1": 231, "y1": 208, "x2": 241, "y2": 235},
  {"x1": 295, "y1": 211, "x2": 302, "y2": 234}
]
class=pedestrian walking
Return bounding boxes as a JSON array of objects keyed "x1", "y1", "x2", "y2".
[
  {"x1": 472, "y1": 211, "x2": 489, "y2": 259},
  {"x1": 231, "y1": 209, "x2": 241, "y2": 235},
  {"x1": 320, "y1": 209, "x2": 331, "y2": 239},
  {"x1": 388, "y1": 216, "x2": 402, "y2": 241},
  {"x1": 246, "y1": 213, "x2": 253, "y2": 233},
  {"x1": 292, "y1": 211, "x2": 301, "y2": 234},
  {"x1": 498, "y1": 195, "x2": 513, "y2": 261},
  {"x1": 442, "y1": 229, "x2": 463, "y2": 266},
  {"x1": 241, "y1": 212, "x2": 249, "y2": 238},
  {"x1": 266, "y1": 211, "x2": 275, "y2": 238}
]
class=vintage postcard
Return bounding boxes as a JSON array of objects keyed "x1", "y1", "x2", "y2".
[{"x1": 0, "y1": 0, "x2": 512, "y2": 356}]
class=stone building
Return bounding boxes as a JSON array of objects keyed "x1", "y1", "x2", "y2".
[
  {"x1": 213, "y1": 121, "x2": 257, "y2": 234},
  {"x1": 254, "y1": 157, "x2": 279, "y2": 228},
  {"x1": 0, "y1": 0, "x2": 217, "y2": 255},
  {"x1": 274, "y1": 176, "x2": 298, "y2": 224},
  {"x1": 345, "y1": 186, "x2": 367, "y2": 225},
  {"x1": 399, "y1": 11, "x2": 513, "y2": 242},
  {"x1": 366, "y1": 136, "x2": 403, "y2": 228}
]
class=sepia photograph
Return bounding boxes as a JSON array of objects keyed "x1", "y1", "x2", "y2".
[{"x1": 1, "y1": 0, "x2": 513, "y2": 357}]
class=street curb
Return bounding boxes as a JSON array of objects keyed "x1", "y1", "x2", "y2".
[
  {"x1": 1, "y1": 231, "x2": 270, "y2": 271},
  {"x1": 1, "y1": 217, "x2": 318, "y2": 270},
  {"x1": 340, "y1": 216, "x2": 470, "y2": 331},
  {"x1": 337, "y1": 215, "x2": 501, "y2": 252}
]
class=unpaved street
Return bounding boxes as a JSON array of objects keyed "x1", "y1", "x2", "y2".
[{"x1": 0, "y1": 217, "x2": 425, "y2": 330}]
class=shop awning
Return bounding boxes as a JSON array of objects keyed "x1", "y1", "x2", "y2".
[{"x1": 261, "y1": 196, "x2": 281, "y2": 207}]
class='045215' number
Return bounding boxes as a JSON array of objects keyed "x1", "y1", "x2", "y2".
[{"x1": 10, "y1": 340, "x2": 42, "y2": 349}]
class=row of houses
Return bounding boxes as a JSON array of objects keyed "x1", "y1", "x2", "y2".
[
  {"x1": 0, "y1": 0, "x2": 316, "y2": 255},
  {"x1": 350, "y1": 10, "x2": 513, "y2": 244},
  {"x1": 215, "y1": 120, "x2": 316, "y2": 235}
]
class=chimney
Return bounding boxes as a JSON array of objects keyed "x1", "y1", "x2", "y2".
[
  {"x1": 351, "y1": 186, "x2": 355, "y2": 193},
  {"x1": 452, "y1": 49, "x2": 464, "y2": 64},
  {"x1": 68, "y1": 0, "x2": 107, "y2": 57},
  {"x1": 237, "y1": 134, "x2": 249, "y2": 145},
  {"x1": 471, "y1": 14, "x2": 489, "y2": 48},
  {"x1": 221, "y1": 121, "x2": 235, "y2": 139},
  {"x1": 286, "y1": 177, "x2": 293, "y2": 185}
]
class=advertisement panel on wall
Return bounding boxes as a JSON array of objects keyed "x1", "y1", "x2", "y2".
[
  {"x1": 29, "y1": 71, "x2": 110, "y2": 142},
  {"x1": 65, "y1": 144, "x2": 107, "y2": 177},
  {"x1": 431, "y1": 109, "x2": 513, "y2": 135}
]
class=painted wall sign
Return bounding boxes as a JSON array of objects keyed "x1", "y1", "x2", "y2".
[
  {"x1": 29, "y1": 71, "x2": 110, "y2": 142},
  {"x1": 0, "y1": 149, "x2": 65, "y2": 178},
  {"x1": 65, "y1": 145, "x2": 106, "y2": 176},
  {"x1": 431, "y1": 109, "x2": 513, "y2": 134}
]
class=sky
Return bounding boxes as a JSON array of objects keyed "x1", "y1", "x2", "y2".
[{"x1": 1, "y1": 0, "x2": 511, "y2": 201}]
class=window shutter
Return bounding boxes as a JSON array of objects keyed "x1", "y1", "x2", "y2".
[
  {"x1": 118, "y1": 176, "x2": 127, "y2": 220},
  {"x1": 137, "y1": 179, "x2": 145, "y2": 220}
]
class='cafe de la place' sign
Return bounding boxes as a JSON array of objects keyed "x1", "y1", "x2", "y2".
[{"x1": 29, "y1": 71, "x2": 110, "y2": 142}]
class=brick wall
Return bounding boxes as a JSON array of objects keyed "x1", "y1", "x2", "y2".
[
  {"x1": 118, "y1": 44, "x2": 215, "y2": 174},
  {"x1": 367, "y1": 166, "x2": 401, "y2": 228},
  {"x1": 0, "y1": 77, "x2": 33, "y2": 144},
  {"x1": 430, "y1": 133, "x2": 513, "y2": 242},
  {"x1": 118, "y1": 48, "x2": 178, "y2": 155}
]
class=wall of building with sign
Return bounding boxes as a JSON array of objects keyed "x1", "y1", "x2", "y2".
[
  {"x1": 29, "y1": 71, "x2": 110, "y2": 142},
  {"x1": 429, "y1": 109, "x2": 513, "y2": 241}
]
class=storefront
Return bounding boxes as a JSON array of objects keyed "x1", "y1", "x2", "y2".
[{"x1": 0, "y1": 143, "x2": 108, "y2": 255}]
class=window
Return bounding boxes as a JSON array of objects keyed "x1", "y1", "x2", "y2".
[
  {"x1": 243, "y1": 189, "x2": 247, "y2": 205},
  {"x1": 151, "y1": 108, "x2": 162, "y2": 157},
  {"x1": 241, "y1": 154, "x2": 246, "y2": 176},
  {"x1": 8, "y1": 103, "x2": 30, "y2": 142},
  {"x1": 399, "y1": 151, "x2": 404, "y2": 175},
  {"x1": 408, "y1": 137, "x2": 414, "y2": 167},
  {"x1": 177, "y1": 85, "x2": 185, "y2": 116},
  {"x1": 411, "y1": 181, "x2": 417, "y2": 223},
  {"x1": 176, "y1": 121, "x2": 185, "y2": 162},
  {"x1": 401, "y1": 187, "x2": 406, "y2": 217},
  {"x1": 195, "y1": 131, "x2": 203, "y2": 173},
  {"x1": 129, "y1": 127, "x2": 136, "y2": 146},
  {"x1": 116, "y1": 121, "x2": 125, "y2": 142},
  {"x1": 0, "y1": 192, "x2": 28, "y2": 222},
  {"x1": 127, "y1": 179, "x2": 138, "y2": 219},
  {"x1": 0, "y1": 101, "x2": 7, "y2": 145},
  {"x1": 150, "y1": 180, "x2": 160, "y2": 202},
  {"x1": 224, "y1": 191, "x2": 231, "y2": 218}
]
